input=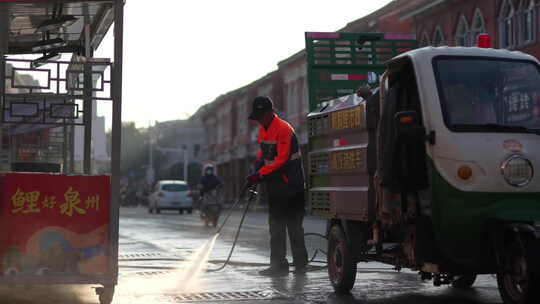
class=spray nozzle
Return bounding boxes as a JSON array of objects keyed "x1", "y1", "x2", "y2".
[{"x1": 248, "y1": 189, "x2": 258, "y2": 201}]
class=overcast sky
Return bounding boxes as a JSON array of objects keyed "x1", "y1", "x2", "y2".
[{"x1": 94, "y1": 0, "x2": 393, "y2": 128}]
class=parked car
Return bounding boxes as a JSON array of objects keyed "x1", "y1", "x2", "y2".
[{"x1": 148, "y1": 180, "x2": 193, "y2": 214}]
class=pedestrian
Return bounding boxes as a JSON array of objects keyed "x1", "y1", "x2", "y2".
[{"x1": 245, "y1": 96, "x2": 308, "y2": 277}]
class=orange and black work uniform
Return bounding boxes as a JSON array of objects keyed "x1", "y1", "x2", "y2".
[{"x1": 255, "y1": 113, "x2": 308, "y2": 270}]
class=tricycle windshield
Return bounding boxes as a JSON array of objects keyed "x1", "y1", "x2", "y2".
[{"x1": 434, "y1": 57, "x2": 540, "y2": 133}]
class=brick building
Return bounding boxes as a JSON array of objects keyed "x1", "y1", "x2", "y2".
[
  {"x1": 402, "y1": 0, "x2": 540, "y2": 59},
  {"x1": 197, "y1": 0, "x2": 540, "y2": 203},
  {"x1": 199, "y1": 0, "x2": 421, "y2": 203},
  {"x1": 200, "y1": 70, "x2": 285, "y2": 202}
]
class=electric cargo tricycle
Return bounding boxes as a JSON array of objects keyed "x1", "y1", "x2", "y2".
[{"x1": 305, "y1": 32, "x2": 540, "y2": 304}]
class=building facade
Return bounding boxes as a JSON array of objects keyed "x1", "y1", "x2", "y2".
[
  {"x1": 200, "y1": 71, "x2": 285, "y2": 202},
  {"x1": 404, "y1": 0, "x2": 540, "y2": 58},
  {"x1": 175, "y1": 0, "x2": 540, "y2": 203},
  {"x1": 198, "y1": 0, "x2": 419, "y2": 203},
  {"x1": 151, "y1": 110, "x2": 206, "y2": 187}
]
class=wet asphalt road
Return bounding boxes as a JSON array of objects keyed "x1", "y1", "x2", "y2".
[{"x1": 0, "y1": 206, "x2": 505, "y2": 303}]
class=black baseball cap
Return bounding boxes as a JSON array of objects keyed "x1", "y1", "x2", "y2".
[{"x1": 248, "y1": 96, "x2": 274, "y2": 120}]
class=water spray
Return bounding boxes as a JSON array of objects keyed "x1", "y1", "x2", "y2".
[{"x1": 118, "y1": 181, "x2": 328, "y2": 291}]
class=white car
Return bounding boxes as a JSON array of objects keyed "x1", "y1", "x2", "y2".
[{"x1": 148, "y1": 180, "x2": 193, "y2": 214}]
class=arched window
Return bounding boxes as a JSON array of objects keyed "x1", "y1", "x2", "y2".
[
  {"x1": 419, "y1": 31, "x2": 430, "y2": 47},
  {"x1": 455, "y1": 15, "x2": 470, "y2": 46},
  {"x1": 471, "y1": 9, "x2": 487, "y2": 44},
  {"x1": 433, "y1": 26, "x2": 445, "y2": 46},
  {"x1": 520, "y1": 0, "x2": 535, "y2": 44},
  {"x1": 500, "y1": 0, "x2": 515, "y2": 48}
]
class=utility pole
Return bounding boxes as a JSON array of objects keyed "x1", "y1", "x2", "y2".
[
  {"x1": 147, "y1": 121, "x2": 155, "y2": 187},
  {"x1": 149, "y1": 121, "x2": 153, "y2": 172},
  {"x1": 83, "y1": 5, "x2": 93, "y2": 174},
  {"x1": 183, "y1": 147, "x2": 188, "y2": 184},
  {"x1": 0, "y1": 4, "x2": 7, "y2": 171}
]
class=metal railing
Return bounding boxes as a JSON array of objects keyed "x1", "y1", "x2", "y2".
[{"x1": 2, "y1": 57, "x2": 112, "y2": 127}]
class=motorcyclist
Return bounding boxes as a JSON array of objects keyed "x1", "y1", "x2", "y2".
[
  {"x1": 198, "y1": 164, "x2": 223, "y2": 226},
  {"x1": 199, "y1": 164, "x2": 222, "y2": 197}
]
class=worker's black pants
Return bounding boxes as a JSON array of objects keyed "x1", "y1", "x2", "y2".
[{"x1": 268, "y1": 191, "x2": 308, "y2": 269}]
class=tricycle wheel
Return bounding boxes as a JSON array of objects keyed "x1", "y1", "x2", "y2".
[
  {"x1": 452, "y1": 274, "x2": 477, "y2": 289},
  {"x1": 96, "y1": 285, "x2": 115, "y2": 304},
  {"x1": 328, "y1": 224, "x2": 357, "y2": 294},
  {"x1": 497, "y1": 234, "x2": 540, "y2": 304}
]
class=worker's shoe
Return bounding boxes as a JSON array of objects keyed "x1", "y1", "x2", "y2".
[{"x1": 258, "y1": 266, "x2": 289, "y2": 277}]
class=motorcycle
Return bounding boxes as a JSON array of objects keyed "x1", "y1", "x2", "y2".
[{"x1": 199, "y1": 187, "x2": 222, "y2": 227}]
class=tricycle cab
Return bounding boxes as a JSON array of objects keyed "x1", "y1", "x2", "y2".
[
  {"x1": 390, "y1": 48, "x2": 540, "y2": 268},
  {"x1": 307, "y1": 43, "x2": 540, "y2": 303}
]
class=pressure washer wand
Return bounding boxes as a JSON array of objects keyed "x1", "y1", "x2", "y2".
[
  {"x1": 207, "y1": 182, "x2": 257, "y2": 272},
  {"x1": 215, "y1": 182, "x2": 253, "y2": 235}
]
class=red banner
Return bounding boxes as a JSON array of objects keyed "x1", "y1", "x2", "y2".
[{"x1": 0, "y1": 173, "x2": 110, "y2": 277}]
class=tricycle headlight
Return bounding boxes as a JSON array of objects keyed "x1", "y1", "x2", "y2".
[{"x1": 501, "y1": 155, "x2": 534, "y2": 187}]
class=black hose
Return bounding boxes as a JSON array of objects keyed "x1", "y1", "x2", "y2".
[
  {"x1": 207, "y1": 184, "x2": 254, "y2": 272},
  {"x1": 215, "y1": 182, "x2": 251, "y2": 235},
  {"x1": 207, "y1": 186, "x2": 330, "y2": 272},
  {"x1": 124, "y1": 189, "x2": 329, "y2": 272},
  {"x1": 124, "y1": 211, "x2": 396, "y2": 273}
]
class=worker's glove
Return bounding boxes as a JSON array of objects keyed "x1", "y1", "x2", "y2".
[{"x1": 246, "y1": 173, "x2": 262, "y2": 185}]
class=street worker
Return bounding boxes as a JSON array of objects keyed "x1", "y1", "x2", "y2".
[{"x1": 246, "y1": 96, "x2": 308, "y2": 277}]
